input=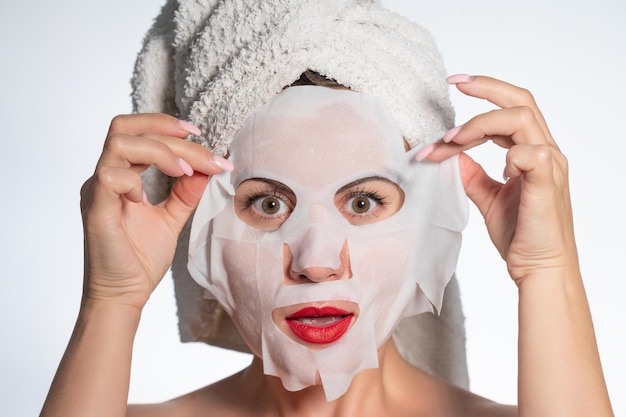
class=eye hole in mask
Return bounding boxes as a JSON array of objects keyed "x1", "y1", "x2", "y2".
[
  {"x1": 234, "y1": 176, "x2": 405, "y2": 231},
  {"x1": 234, "y1": 178, "x2": 297, "y2": 231}
]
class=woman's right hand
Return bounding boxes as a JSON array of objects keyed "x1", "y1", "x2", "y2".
[{"x1": 79, "y1": 113, "x2": 231, "y2": 309}]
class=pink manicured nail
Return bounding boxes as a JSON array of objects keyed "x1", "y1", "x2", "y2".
[
  {"x1": 178, "y1": 119, "x2": 202, "y2": 136},
  {"x1": 142, "y1": 191, "x2": 149, "y2": 206},
  {"x1": 443, "y1": 125, "x2": 462, "y2": 143},
  {"x1": 211, "y1": 155, "x2": 234, "y2": 172},
  {"x1": 503, "y1": 167, "x2": 510, "y2": 182},
  {"x1": 177, "y1": 157, "x2": 194, "y2": 176},
  {"x1": 415, "y1": 143, "x2": 436, "y2": 162},
  {"x1": 446, "y1": 74, "x2": 474, "y2": 84}
]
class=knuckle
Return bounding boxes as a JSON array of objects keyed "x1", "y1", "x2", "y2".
[
  {"x1": 514, "y1": 87, "x2": 536, "y2": 106},
  {"x1": 486, "y1": 109, "x2": 500, "y2": 118},
  {"x1": 108, "y1": 114, "x2": 132, "y2": 133},
  {"x1": 103, "y1": 132, "x2": 127, "y2": 154},
  {"x1": 532, "y1": 144, "x2": 552, "y2": 162},
  {"x1": 515, "y1": 106, "x2": 536, "y2": 124},
  {"x1": 94, "y1": 166, "x2": 117, "y2": 188}
]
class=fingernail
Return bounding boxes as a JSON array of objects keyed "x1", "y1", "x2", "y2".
[
  {"x1": 446, "y1": 74, "x2": 474, "y2": 84},
  {"x1": 178, "y1": 119, "x2": 202, "y2": 136},
  {"x1": 177, "y1": 157, "x2": 194, "y2": 176},
  {"x1": 503, "y1": 167, "x2": 510, "y2": 182},
  {"x1": 142, "y1": 191, "x2": 149, "y2": 206},
  {"x1": 210, "y1": 155, "x2": 234, "y2": 172},
  {"x1": 415, "y1": 143, "x2": 436, "y2": 162},
  {"x1": 443, "y1": 125, "x2": 462, "y2": 143}
]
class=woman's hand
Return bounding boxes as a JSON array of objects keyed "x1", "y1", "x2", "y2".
[
  {"x1": 418, "y1": 75, "x2": 614, "y2": 416},
  {"x1": 80, "y1": 113, "x2": 231, "y2": 309},
  {"x1": 418, "y1": 75, "x2": 577, "y2": 284}
]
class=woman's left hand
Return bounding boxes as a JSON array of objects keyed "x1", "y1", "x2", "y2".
[
  {"x1": 420, "y1": 75, "x2": 615, "y2": 417},
  {"x1": 419, "y1": 75, "x2": 578, "y2": 284}
]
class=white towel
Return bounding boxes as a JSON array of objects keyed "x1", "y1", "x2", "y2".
[{"x1": 132, "y1": 0, "x2": 469, "y2": 389}]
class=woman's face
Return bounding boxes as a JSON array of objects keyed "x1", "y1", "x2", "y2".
[
  {"x1": 188, "y1": 86, "x2": 467, "y2": 400},
  {"x1": 230, "y1": 95, "x2": 406, "y2": 349}
]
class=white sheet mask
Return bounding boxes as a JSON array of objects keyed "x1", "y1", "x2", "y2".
[{"x1": 188, "y1": 86, "x2": 468, "y2": 401}]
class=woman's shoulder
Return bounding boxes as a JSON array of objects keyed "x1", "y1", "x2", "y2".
[
  {"x1": 126, "y1": 370, "x2": 253, "y2": 417},
  {"x1": 444, "y1": 382, "x2": 518, "y2": 417},
  {"x1": 395, "y1": 364, "x2": 517, "y2": 417},
  {"x1": 126, "y1": 388, "x2": 241, "y2": 417},
  {"x1": 126, "y1": 393, "x2": 214, "y2": 417}
]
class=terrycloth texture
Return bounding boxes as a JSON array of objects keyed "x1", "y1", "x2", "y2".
[{"x1": 132, "y1": 0, "x2": 469, "y2": 389}]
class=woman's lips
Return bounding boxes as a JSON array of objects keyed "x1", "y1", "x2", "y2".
[{"x1": 286, "y1": 306, "x2": 354, "y2": 345}]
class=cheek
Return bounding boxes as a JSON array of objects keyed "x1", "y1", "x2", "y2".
[
  {"x1": 350, "y1": 234, "x2": 418, "y2": 345},
  {"x1": 351, "y1": 236, "x2": 410, "y2": 294},
  {"x1": 219, "y1": 239, "x2": 261, "y2": 306},
  {"x1": 220, "y1": 240, "x2": 255, "y2": 277},
  {"x1": 217, "y1": 239, "x2": 264, "y2": 351}
]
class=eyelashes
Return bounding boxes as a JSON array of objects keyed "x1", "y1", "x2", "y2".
[
  {"x1": 338, "y1": 188, "x2": 390, "y2": 221},
  {"x1": 343, "y1": 187, "x2": 390, "y2": 206},
  {"x1": 239, "y1": 188, "x2": 295, "y2": 224},
  {"x1": 239, "y1": 189, "x2": 293, "y2": 210}
]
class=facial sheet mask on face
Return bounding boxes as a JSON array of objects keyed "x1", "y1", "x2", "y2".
[{"x1": 188, "y1": 86, "x2": 468, "y2": 401}]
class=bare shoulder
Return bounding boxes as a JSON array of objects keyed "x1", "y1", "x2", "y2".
[
  {"x1": 446, "y1": 383, "x2": 517, "y2": 417},
  {"x1": 396, "y1": 363, "x2": 517, "y2": 417},
  {"x1": 126, "y1": 369, "x2": 255, "y2": 417}
]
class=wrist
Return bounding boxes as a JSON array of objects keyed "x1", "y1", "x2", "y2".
[
  {"x1": 78, "y1": 296, "x2": 143, "y2": 328},
  {"x1": 514, "y1": 261, "x2": 582, "y2": 292},
  {"x1": 82, "y1": 271, "x2": 154, "y2": 311}
]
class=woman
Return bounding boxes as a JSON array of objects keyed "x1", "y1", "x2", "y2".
[{"x1": 40, "y1": 1, "x2": 614, "y2": 416}]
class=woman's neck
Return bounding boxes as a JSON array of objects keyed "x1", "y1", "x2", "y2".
[{"x1": 238, "y1": 338, "x2": 417, "y2": 417}]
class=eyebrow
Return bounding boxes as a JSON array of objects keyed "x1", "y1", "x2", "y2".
[
  {"x1": 245, "y1": 177, "x2": 295, "y2": 195},
  {"x1": 336, "y1": 176, "x2": 396, "y2": 193}
]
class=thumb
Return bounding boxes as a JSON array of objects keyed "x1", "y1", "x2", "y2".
[
  {"x1": 162, "y1": 173, "x2": 210, "y2": 231},
  {"x1": 458, "y1": 152, "x2": 501, "y2": 218}
]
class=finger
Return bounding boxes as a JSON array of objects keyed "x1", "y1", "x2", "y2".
[
  {"x1": 90, "y1": 166, "x2": 145, "y2": 211},
  {"x1": 504, "y1": 144, "x2": 559, "y2": 188},
  {"x1": 423, "y1": 106, "x2": 549, "y2": 163},
  {"x1": 97, "y1": 133, "x2": 195, "y2": 178},
  {"x1": 99, "y1": 131, "x2": 231, "y2": 178},
  {"x1": 446, "y1": 106, "x2": 547, "y2": 147},
  {"x1": 458, "y1": 152, "x2": 502, "y2": 219},
  {"x1": 161, "y1": 173, "x2": 210, "y2": 231},
  {"x1": 106, "y1": 113, "x2": 201, "y2": 139},
  {"x1": 448, "y1": 75, "x2": 557, "y2": 149},
  {"x1": 138, "y1": 132, "x2": 233, "y2": 176},
  {"x1": 417, "y1": 137, "x2": 487, "y2": 163}
]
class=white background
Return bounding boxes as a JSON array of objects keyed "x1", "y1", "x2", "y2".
[{"x1": 1, "y1": 1, "x2": 624, "y2": 415}]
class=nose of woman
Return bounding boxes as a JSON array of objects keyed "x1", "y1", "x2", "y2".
[{"x1": 283, "y1": 241, "x2": 352, "y2": 284}]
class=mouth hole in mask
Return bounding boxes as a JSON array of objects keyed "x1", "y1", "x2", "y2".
[{"x1": 271, "y1": 300, "x2": 360, "y2": 350}]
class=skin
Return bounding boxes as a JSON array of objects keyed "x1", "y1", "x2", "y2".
[{"x1": 39, "y1": 76, "x2": 614, "y2": 417}]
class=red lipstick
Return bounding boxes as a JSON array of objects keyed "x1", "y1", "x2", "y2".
[{"x1": 286, "y1": 306, "x2": 354, "y2": 345}]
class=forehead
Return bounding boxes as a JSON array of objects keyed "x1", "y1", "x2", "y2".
[{"x1": 230, "y1": 86, "x2": 405, "y2": 188}]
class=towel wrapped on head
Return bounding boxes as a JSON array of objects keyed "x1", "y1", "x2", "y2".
[{"x1": 132, "y1": 0, "x2": 469, "y2": 389}]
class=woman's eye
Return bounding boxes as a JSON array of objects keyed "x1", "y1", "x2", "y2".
[
  {"x1": 235, "y1": 179, "x2": 296, "y2": 231},
  {"x1": 335, "y1": 178, "x2": 404, "y2": 225},
  {"x1": 348, "y1": 195, "x2": 374, "y2": 214},
  {"x1": 253, "y1": 196, "x2": 289, "y2": 215}
]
